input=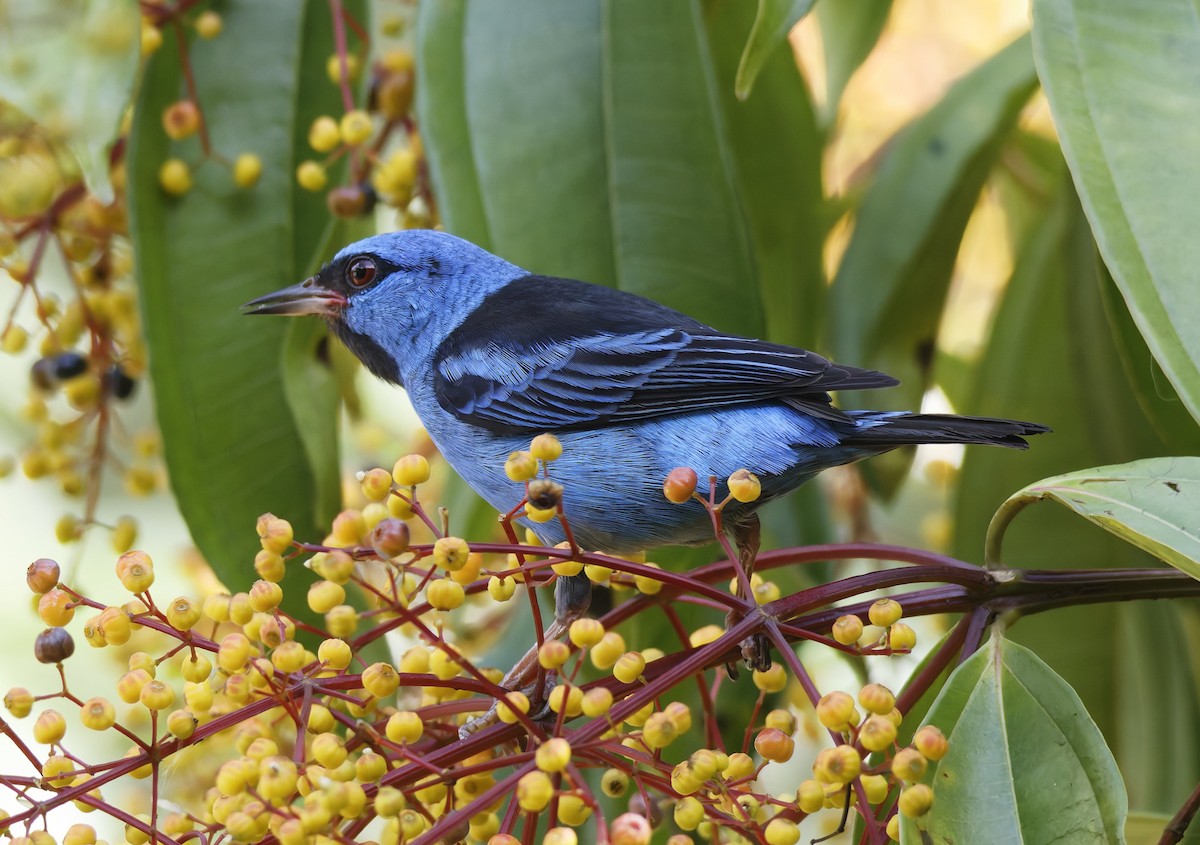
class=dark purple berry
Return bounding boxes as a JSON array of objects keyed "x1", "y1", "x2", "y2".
[
  {"x1": 34, "y1": 627, "x2": 75, "y2": 664},
  {"x1": 52, "y1": 351, "x2": 88, "y2": 380},
  {"x1": 108, "y1": 365, "x2": 136, "y2": 400}
]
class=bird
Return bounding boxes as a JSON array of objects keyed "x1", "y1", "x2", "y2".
[{"x1": 244, "y1": 229, "x2": 1046, "y2": 681}]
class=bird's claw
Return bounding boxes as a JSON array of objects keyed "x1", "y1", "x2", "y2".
[{"x1": 458, "y1": 672, "x2": 559, "y2": 740}]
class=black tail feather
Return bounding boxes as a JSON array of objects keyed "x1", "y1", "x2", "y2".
[{"x1": 843, "y1": 413, "x2": 1050, "y2": 450}]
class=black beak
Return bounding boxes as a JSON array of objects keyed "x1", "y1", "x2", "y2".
[{"x1": 242, "y1": 278, "x2": 347, "y2": 317}]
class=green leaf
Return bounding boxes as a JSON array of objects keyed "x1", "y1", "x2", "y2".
[
  {"x1": 830, "y1": 34, "x2": 1038, "y2": 493},
  {"x1": 127, "y1": 0, "x2": 350, "y2": 605},
  {"x1": 733, "y1": 0, "x2": 816, "y2": 101},
  {"x1": 705, "y1": 0, "x2": 827, "y2": 348},
  {"x1": 416, "y1": 0, "x2": 763, "y2": 336},
  {"x1": 1032, "y1": 0, "x2": 1200, "y2": 425},
  {"x1": 987, "y1": 457, "x2": 1200, "y2": 580},
  {"x1": 0, "y1": 0, "x2": 139, "y2": 201},
  {"x1": 901, "y1": 636, "x2": 1127, "y2": 844},
  {"x1": 1116, "y1": 604, "x2": 1200, "y2": 814},
  {"x1": 815, "y1": 0, "x2": 892, "y2": 124},
  {"x1": 951, "y1": 180, "x2": 1169, "y2": 747}
]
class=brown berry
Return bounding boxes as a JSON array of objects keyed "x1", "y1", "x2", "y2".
[
  {"x1": 35, "y1": 627, "x2": 75, "y2": 663},
  {"x1": 26, "y1": 558, "x2": 60, "y2": 594}
]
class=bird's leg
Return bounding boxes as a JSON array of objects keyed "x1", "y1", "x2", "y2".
[
  {"x1": 458, "y1": 573, "x2": 593, "y2": 739},
  {"x1": 725, "y1": 513, "x2": 770, "y2": 673}
]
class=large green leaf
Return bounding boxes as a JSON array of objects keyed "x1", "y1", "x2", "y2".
[
  {"x1": 732, "y1": 0, "x2": 816, "y2": 100},
  {"x1": 953, "y1": 176, "x2": 1195, "y2": 789},
  {"x1": 128, "y1": 1, "x2": 350, "y2": 601},
  {"x1": 815, "y1": 0, "x2": 892, "y2": 124},
  {"x1": 0, "y1": 0, "x2": 139, "y2": 201},
  {"x1": 1116, "y1": 604, "x2": 1200, "y2": 815},
  {"x1": 1032, "y1": 0, "x2": 1200, "y2": 425},
  {"x1": 829, "y1": 34, "x2": 1038, "y2": 493},
  {"x1": 987, "y1": 458, "x2": 1200, "y2": 581},
  {"x1": 416, "y1": 0, "x2": 763, "y2": 335},
  {"x1": 901, "y1": 636, "x2": 1126, "y2": 844}
]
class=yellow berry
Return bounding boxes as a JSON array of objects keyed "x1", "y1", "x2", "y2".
[
  {"x1": 432, "y1": 536, "x2": 469, "y2": 572},
  {"x1": 488, "y1": 574, "x2": 516, "y2": 601},
  {"x1": 673, "y1": 796, "x2": 704, "y2": 830},
  {"x1": 317, "y1": 638, "x2": 352, "y2": 670},
  {"x1": 859, "y1": 714, "x2": 898, "y2": 753},
  {"x1": 723, "y1": 751, "x2": 755, "y2": 781},
  {"x1": 887, "y1": 815, "x2": 901, "y2": 840},
  {"x1": 504, "y1": 450, "x2": 538, "y2": 482},
  {"x1": 339, "y1": 110, "x2": 373, "y2": 146},
  {"x1": 362, "y1": 662, "x2": 401, "y2": 699},
  {"x1": 727, "y1": 468, "x2": 761, "y2": 503},
  {"x1": 386, "y1": 711, "x2": 423, "y2": 744},
  {"x1": 308, "y1": 580, "x2": 346, "y2": 614},
  {"x1": 861, "y1": 773, "x2": 890, "y2": 804},
  {"x1": 426, "y1": 577, "x2": 465, "y2": 610},
  {"x1": 832, "y1": 614, "x2": 864, "y2": 645},
  {"x1": 612, "y1": 651, "x2": 646, "y2": 684},
  {"x1": 535, "y1": 737, "x2": 572, "y2": 773},
  {"x1": 858, "y1": 683, "x2": 896, "y2": 716},
  {"x1": 812, "y1": 745, "x2": 861, "y2": 785},
  {"x1": 116, "y1": 549, "x2": 154, "y2": 593},
  {"x1": 529, "y1": 433, "x2": 562, "y2": 462},
  {"x1": 33, "y1": 708, "x2": 67, "y2": 744},
  {"x1": 495, "y1": 692, "x2": 530, "y2": 724},
  {"x1": 516, "y1": 771, "x2": 553, "y2": 812},
  {"x1": 167, "y1": 708, "x2": 196, "y2": 739},
  {"x1": 816, "y1": 691, "x2": 858, "y2": 732},
  {"x1": 79, "y1": 697, "x2": 115, "y2": 731},
  {"x1": 538, "y1": 640, "x2": 571, "y2": 669},
  {"x1": 233, "y1": 153, "x2": 262, "y2": 188},
  {"x1": 568, "y1": 618, "x2": 605, "y2": 648},
  {"x1": 764, "y1": 818, "x2": 800, "y2": 845},
  {"x1": 590, "y1": 631, "x2": 625, "y2": 669},
  {"x1": 308, "y1": 116, "x2": 341, "y2": 153},
  {"x1": 158, "y1": 158, "x2": 192, "y2": 195},
  {"x1": 139, "y1": 679, "x2": 175, "y2": 711},
  {"x1": 869, "y1": 598, "x2": 903, "y2": 627},
  {"x1": 5, "y1": 687, "x2": 34, "y2": 717},
  {"x1": 111, "y1": 516, "x2": 137, "y2": 553},
  {"x1": 296, "y1": 160, "x2": 327, "y2": 192},
  {"x1": 797, "y1": 779, "x2": 824, "y2": 814},
  {"x1": 392, "y1": 453, "x2": 431, "y2": 486},
  {"x1": 897, "y1": 783, "x2": 934, "y2": 818},
  {"x1": 913, "y1": 725, "x2": 948, "y2": 761},
  {"x1": 326, "y1": 52, "x2": 360, "y2": 84},
  {"x1": 161, "y1": 100, "x2": 201, "y2": 141},
  {"x1": 889, "y1": 622, "x2": 917, "y2": 651},
  {"x1": 891, "y1": 747, "x2": 927, "y2": 781},
  {"x1": 753, "y1": 663, "x2": 787, "y2": 693},
  {"x1": 38, "y1": 587, "x2": 75, "y2": 627},
  {"x1": 1, "y1": 325, "x2": 28, "y2": 354},
  {"x1": 194, "y1": 10, "x2": 222, "y2": 38},
  {"x1": 601, "y1": 767, "x2": 629, "y2": 798},
  {"x1": 581, "y1": 687, "x2": 613, "y2": 717},
  {"x1": 548, "y1": 684, "x2": 582, "y2": 717}
]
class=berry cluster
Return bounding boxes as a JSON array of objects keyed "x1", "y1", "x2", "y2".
[
  {"x1": 1, "y1": 435, "x2": 956, "y2": 845},
  {"x1": 0, "y1": 103, "x2": 154, "y2": 550}
]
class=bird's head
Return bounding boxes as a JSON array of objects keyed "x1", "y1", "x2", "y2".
[{"x1": 243, "y1": 229, "x2": 521, "y2": 384}]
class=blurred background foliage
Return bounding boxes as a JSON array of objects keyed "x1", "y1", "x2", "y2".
[{"x1": 2, "y1": 0, "x2": 1199, "y2": 839}]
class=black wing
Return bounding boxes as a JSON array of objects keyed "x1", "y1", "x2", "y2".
[{"x1": 432, "y1": 275, "x2": 896, "y2": 434}]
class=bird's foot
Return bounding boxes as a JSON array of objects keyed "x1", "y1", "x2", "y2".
[
  {"x1": 458, "y1": 672, "x2": 558, "y2": 740},
  {"x1": 724, "y1": 610, "x2": 772, "y2": 677}
]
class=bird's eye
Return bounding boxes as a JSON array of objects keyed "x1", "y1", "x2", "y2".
[{"x1": 346, "y1": 256, "x2": 377, "y2": 288}]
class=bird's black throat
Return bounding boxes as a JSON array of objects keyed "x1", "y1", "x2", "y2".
[{"x1": 328, "y1": 320, "x2": 402, "y2": 385}]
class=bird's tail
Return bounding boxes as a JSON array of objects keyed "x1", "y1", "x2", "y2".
[{"x1": 841, "y1": 412, "x2": 1050, "y2": 450}]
